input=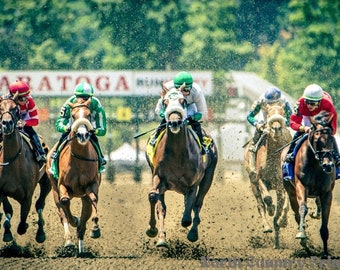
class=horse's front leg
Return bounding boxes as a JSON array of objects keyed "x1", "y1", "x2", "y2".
[
  {"x1": 88, "y1": 191, "x2": 100, "y2": 239},
  {"x1": 17, "y1": 197, "x2": 32, "y2": 235},
  {"x1": 320, "y1": 191, "x2": 333, "y2": 258},
  {"x1": 146, "y1": 175, "x2": 160, "y2": 239},
  {"x1": 181, "y1": 186, "x2": 197, "y2": 228},
  {"x1": 249, "y1": 174, "x2": 272, "y2": 233},
  {"x1": 77, "y1": 197, "x2": 92, "y2": 254},
  {"x1": 2, "y1": 197, "x2": 14, "y2": 242},
  {"x1": 155, "y1": 193, "x2": 167, "y2": 247},
  {"x1": 295, "y1": 182, "x2": 308, "y2": 239}
]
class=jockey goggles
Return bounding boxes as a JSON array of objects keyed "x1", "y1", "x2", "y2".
[
  {"x1": 304, "y1": 99, "x2": 319, "y2": 106},
  {"x1": 182, "y1": 86, "x2": 192, "y2": 93},
  {"x1": 18, "y1": 96, "x2": 28, "y2": 102}
]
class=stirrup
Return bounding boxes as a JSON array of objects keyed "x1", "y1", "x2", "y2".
[
  {"x1": 101, "y1": 158, "x2": 107, "y2": 166},
  {"x1": 51, "y1": 151, "x2": 58, "y2": 159},
  {"x1": 150, "y1": 137, "x2": 157, "y2": 146}
]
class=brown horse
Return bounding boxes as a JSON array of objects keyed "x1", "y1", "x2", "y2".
[
  {"x1": 244, "y1": 104, "x2": 292, "y2": 248},
  {"x1": 46, "y1": 98, "x2": 101, "y2": 254},
  {"x1": 281, "y1": 111, "x2": 336, "y2": 258},
  {"x1": 0, "y1": 93, "x2": 51, "y2": 243},
  {"x1": 145, "y1": 87, "x2": 218, "y2": 247}
]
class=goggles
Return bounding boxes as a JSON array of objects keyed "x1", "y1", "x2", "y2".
[
  {"x1": 304, "y1": 99, "x2": 319, "y2": 106},
  {"x1": 18, "y1": 96, "x2": 28, "y2": 102}
]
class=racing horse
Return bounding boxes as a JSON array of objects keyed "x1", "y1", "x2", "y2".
[
  {"x1": 0, "y1": 93, "x2": 51, "y2": 243},
  {"x1": 46, "y1": 98, "x2": 101, "y2": 254},
  {"x1": 145, "y1": 86, "x2": 218, "y2": 247},
  {"x1": 244, "y1": 104, "x2": 292, "y2": 248},
  {"x1": 281, "y1": 111, "x2": 336, "y2": 258}
]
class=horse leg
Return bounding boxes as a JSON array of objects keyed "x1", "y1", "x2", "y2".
[
  {"x1": 273, "y1": 189, "x2": 285, "y2": 249},
  {"x1": 77, "y1": 197, "x2": 92, "y2": 254},
  {"x1": 249, "y1": 174, "x2": 272, "y2": 233},
  {"x1": 88, "y1": 192, "x2": 101, "y2": 239},
  {"x1": 259, "y1": 179, "x2": 275, "y2": 217},
  {"x1": 181, "y1": 186, "x2": 197, "y2": 228},
  {"x1": 2, "y1": 198, "x2": 14, "y2": 242},
  {"x1": 283, "y1": 181, "x2": 300, "y2": 224},
  {"x1": 34, "y1": 174, "x2": 52, "y2": 243},
  {"x1": 17, "y1": 197, "x2": 33, "y2": 235},
  {"x1": 155, "y1": 194, "x2": 168, "y2": 247},
  {"x1": 146, "y1": 175, "x2": 160, "y2": 238},
  {"x1": 277, "y1": 191, "x2": 289, "y2": 228},
  {"x1": 310, "y1": 197, "x2": 321, "y2": 220},
  {"x1": 319, "y1": 191, "x2": 332, "y2": 258}
]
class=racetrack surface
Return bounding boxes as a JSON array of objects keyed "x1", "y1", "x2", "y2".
[{"x1": 1, "y1": 163, "x2": 340, "y2": 270}]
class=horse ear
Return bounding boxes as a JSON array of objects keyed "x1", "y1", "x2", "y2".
[{"x1": 161, "y1": 84, "x2": 168, "y2": 98}]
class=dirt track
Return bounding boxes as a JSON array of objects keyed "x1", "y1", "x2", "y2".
[{"x1": 1, "y1": 163, "x2": 340, "y2": 270}]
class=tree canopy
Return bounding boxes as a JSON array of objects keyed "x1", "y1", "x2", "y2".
[{"x1": 1, "y1": 0, "x2": 339, "y2": 108}]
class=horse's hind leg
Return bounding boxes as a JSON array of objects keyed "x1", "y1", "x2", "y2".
[
  {"x1": 273, "y1": 189, "x2": 285, "y2": 249},
  {"x1": 35, "y1": 174, "x2": 52, "y2": 243},
  {"x1": 310, "y1": 197, "x2": 321, "y2": 219},
  {"x1": 2, "y1": 198, "x2": 14, "y2": 242}
]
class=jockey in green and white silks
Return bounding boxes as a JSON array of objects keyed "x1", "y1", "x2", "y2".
[{"x1": 49, "y1": 82, "x2": 107, "y2": 176}]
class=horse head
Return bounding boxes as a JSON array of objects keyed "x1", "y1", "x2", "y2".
[
  {"x1": 310, "y1": 110, "x2": 335, "y2": 173},
  {"x1": 69, "y1": 98, "x2": 93, "y2": 145},
  {"x1": 266, "y1": 104, "x2": 286, "y2": 140},
  {"x1": 0, "y1": 93, "x2": 21, "y2": 135},
  {"x1": 163, "y1": 86, "x2": 186, "y2": 134}
]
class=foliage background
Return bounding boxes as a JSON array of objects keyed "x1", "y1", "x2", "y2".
[{"x1": 1, "y1": 0, "x2": 340, "y2": 149}]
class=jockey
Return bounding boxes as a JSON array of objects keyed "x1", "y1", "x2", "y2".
[
  {"x1": 246, "y1": 86, "x2": 292, "y2": 171},
  {"x1": 9, "y1": 81, "x2": 46, "y2": 163},
  {"x1": 150, "y1": 71, "x2": 208, "y2": 154},
  {"x1": 50, "y1": 82, "x2": 107, "y2": 173},
  {"x1": 284, "y1": 84, "x2": 339, "y2": 165}
]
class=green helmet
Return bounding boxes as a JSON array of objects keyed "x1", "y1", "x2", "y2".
[
  {"x1": 74, "y1": 82, "x2": 94, "y2": 97},
  {"x1": 174, "y1": 71, "x2": 193, "y2": 88}
]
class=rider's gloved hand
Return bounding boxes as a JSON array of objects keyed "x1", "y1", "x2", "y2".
[{"x1": 192, "y1": 112, "x2": 202, "y2": 121}]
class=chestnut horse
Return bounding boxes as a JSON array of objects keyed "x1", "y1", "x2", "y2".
[
  {"x1": 281, "y1": 111, "x2": 336, "y2": 258},
  {"x1": 244, "y1": 104, "x2": 292, "y2": 248},
  {"x1": 46, "y1": 98, "x2": 101, "y2": 254},
  {"x1": 145, "y1": 87, "x2": 218, "y2": 247},
  {"x1": 0, "y1": 93, "x2": 51, "y2": 243}
]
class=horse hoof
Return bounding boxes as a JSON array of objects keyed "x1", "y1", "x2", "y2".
[
  {"x1": 36, "y1": 228, "x2": 46, "y2": 243},
  {"x1": 17, "y1": 222, "x2": 28, "y2": 235},
  {"x1": 90, "y1": 228, "x2": 101, "y2": 239},
  {"x1": 156, "y1": 239, "x2": 168, "y2": 248},
  {"x1": 263, "y1": 226, "x2": 273, "y2": 233},
  {"x1": 181, "y1": 219, "x2": 192, "y2": 228},
  {"x1": 65, "y1": 240, "x2": 74, "y2": 247},
  {"x1": 187, "y1": 228, "x2": 198, "y2": 242},
  {"x1": 296, "y1": 231, "x2": 306, "y2": 239},
  {"x1": 3, "y1": 232, "x2": 13, "y2": 242},
  {"x1": 146, "y1": 228, "x2": 158, "y2": 238},
  {"x1": 309, "y1": 212, "x2": 321, "y2": 220}
]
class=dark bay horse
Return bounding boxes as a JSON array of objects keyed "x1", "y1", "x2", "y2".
[
  {"x1": 46, "y1": 98, "x2": 101, "y2": 254},
  {"x1": 145, "y1": 87, "x2": 218, "y2": 247},
  {"x1": 281, "y1": 111, "x2": 336, "y2": 258},
  {"x1": 0, "y1": 93, "x2": 51, "y2": 243},
  {"x1": 244, "y1": 104, "x2": 292, "y2": 248}
]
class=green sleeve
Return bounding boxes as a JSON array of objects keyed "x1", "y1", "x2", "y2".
[
  {"x1": 92, "y1": 97, "x2": 107, "y2": 136},
  {"x1": 55, "y1": 97, "x2": 74, "y2": 133}
]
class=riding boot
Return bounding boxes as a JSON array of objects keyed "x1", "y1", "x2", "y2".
[
  {"x1": 31, "y1": 134, "x2": 46, "y2": 163},
  {"x1": 150, "y1": 118, "x2": 166, "y2": 146},
  {"x1": 91, "y1": 135, "x2": 106, "y2": 173},
  {"x1": 191, "y1": 120, "x2": 208, "y2": 154},
  {"x1": 285, "y1": 132, "x2": 302, "y2": 163}
]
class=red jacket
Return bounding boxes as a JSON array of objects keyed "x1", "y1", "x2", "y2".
[
  {"x1": 290, "y1": 92, "x2": 337, "y2": 135},
  {"x1": 18, "y1": 96, "x2": 39, "y2": 126}
]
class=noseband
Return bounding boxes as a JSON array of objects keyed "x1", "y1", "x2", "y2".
[{"x1": 308, "y1": 127, "x2": 334, "y2": 172}]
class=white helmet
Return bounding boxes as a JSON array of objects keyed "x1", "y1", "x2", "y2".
[{"x1": 303, "y1": 84, "x2": 323, "y2": 101}]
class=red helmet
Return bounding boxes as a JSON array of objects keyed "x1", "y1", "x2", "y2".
[{"x1": 9, "y1": 81, "x2": 30, "y2": 97}]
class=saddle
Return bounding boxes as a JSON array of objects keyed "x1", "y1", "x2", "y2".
[{"x1": 146, "y1": 128, "x2": 212, "y2": 167}]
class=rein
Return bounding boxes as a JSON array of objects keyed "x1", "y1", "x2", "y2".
[
  {"x1": 67, "y1": 134, "x2": 99, "y2": 162},
  {"x1": 307, "y1": 128, "x2": 334, "y2": 162},
  {"x1": 0, "y1": 133, "x2": 23, "y2": 166}
]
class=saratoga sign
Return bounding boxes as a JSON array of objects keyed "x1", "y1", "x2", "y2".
[{"x1": 0, "y1": 71, "x2": 213, "y2": 97}]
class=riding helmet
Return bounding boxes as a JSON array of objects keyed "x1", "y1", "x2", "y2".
[
  {"x1": 303, "y1": 84, "x2": 323, "y2": 101},
  {"x1": 174, "y1": 71, "x2": 193, "y2": 88},
  {"x1": 74, "y1": 82, "x2": 95, "y2": 97},
  {"x1": 264, "y1": 86, "x2": 281, "y2": 103},
  {"x1": 9, "y1": 81, "x2": 30, "y2": 97}
]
